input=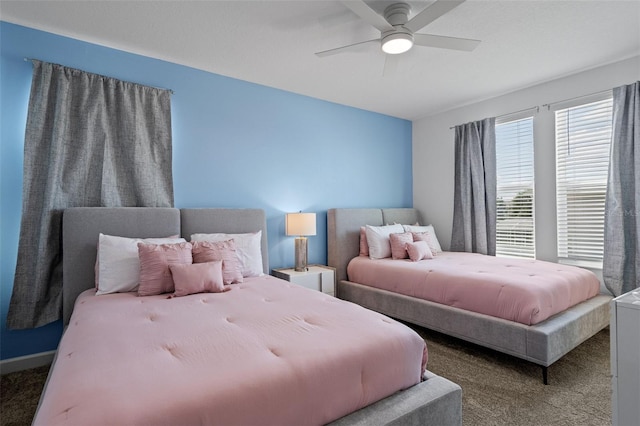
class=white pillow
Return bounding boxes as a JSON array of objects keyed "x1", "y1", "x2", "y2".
[
  {"x1": 96, "y1": 233, "x2": 186, "y2": 295},
  {"x1": 402, "y1": 224, "x2": 443, "y2": 253},
  {"x1": 190, "y1": 231, "x2": 263, "y2": 277},
  {"x1": 365, "y1": 224, "x2": 404, "y2": 259}
]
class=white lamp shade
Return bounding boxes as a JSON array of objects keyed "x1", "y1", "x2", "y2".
[{"x1": 286, "y1": 213, "x2": 316, "y2": 236}]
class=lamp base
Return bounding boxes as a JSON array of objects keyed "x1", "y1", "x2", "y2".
[{"x1": 294, "y1": 237, "x2": 308, "y2": 272}]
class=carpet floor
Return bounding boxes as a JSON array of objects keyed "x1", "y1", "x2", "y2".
[
  {"x1": 415, "y1": 325, "x2": 611, "y2": 426},
  {"x1": 1, "y1": 327, "x2": 610, "y2": 426}
]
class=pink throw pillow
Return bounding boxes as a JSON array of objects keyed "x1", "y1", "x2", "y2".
[
  {"x1": 412, "y1": 232, "x2": 439, "y2": 256},
  {"x1": 390, "y1": 232, "x2": 413, "y2": 260},
  {"x1": 406, "y1": 241, "x2": 434, "y2": 262},
  {"x1": 359, "y1": 226, "x2": 369, "y2": 257},
  {"x1": 137, "y1": 242, "x2": 193, "y2": 296},
  {"x1": 169, "y1": 261, "x2": 225, "y2": 297},
  {"x1": 192, "y1": 240, "x2": 243, "y2": 285}
]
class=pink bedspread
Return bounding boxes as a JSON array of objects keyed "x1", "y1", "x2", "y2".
[
  {"x1": 348, "y1": 252, "x2": 600, "y2": 325},
  {"x1": 34, "y1": 275, "x2": 426, "y2": 426}
]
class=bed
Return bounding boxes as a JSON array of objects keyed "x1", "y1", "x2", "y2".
[
  {"x1": 33, "y1": 207, "x2": 462, "y2": 426},
  {"x1": 327, "y1": 208, "x2": 612, "y2": 384}
]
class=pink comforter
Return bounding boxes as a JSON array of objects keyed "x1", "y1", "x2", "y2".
[
  {"x1": 34, "y1": 275, "x2": 426, "y2": 426},
  {"x1": 348, "y1": 252, "x2": 600, "y2": 325}
]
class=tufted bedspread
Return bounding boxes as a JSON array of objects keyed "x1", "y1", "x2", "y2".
[
  {"x1": 347, "y1": 252, "x2": 600, "y2": 325},
  {"x1": 34, "y1": 275, "x2": 427, "y2": 426}
]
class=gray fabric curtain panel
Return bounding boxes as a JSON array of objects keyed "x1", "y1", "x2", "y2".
[
  {"x1": 7, "y1": 61, "x2": 173, "y2": 329},
  {"x1": 451, "y1": 118, "x2": 497, "y2": 255},
  {"x1": 603, "y1": 81, "x2": 640, "y2": 297}
]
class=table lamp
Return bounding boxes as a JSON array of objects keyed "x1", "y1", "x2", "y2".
[{"x1": 285, "y1": 212, "x2": 316, "y2": 272}]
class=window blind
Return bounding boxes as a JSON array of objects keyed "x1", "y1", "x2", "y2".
[
  {"x1": 495, "y1": 116, "x2": 535, "y2": 258},
  {"x1": 555, "y1": 96, "x2": 612, "y2": 265}
]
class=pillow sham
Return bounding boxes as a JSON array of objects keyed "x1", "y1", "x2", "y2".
[
  {"x1": 365, "y1": 224, "x2": 404, "y2": 259},
  {"x1": 137, "y1": 242, "x2": 193, "y2": 296},
  {"x1": 191, "y1": 240, "x2": 243, "y2": 285},
  {"x1": 389, "y1": 232, "x2": 413, "y2": 260},
  {"x1": 404, "y1": 224, "x2": 443, "y2": 254},
  {"x1": 96, "y1": 233, "x2": 185, "y2": 295},
  {"x1": 359, "y1": 226, "x2": 369, "y2": 257},
  {"x1": 406, "y1": 241, "x2": 434, "y2": 262},
  {"x1": 169, "y1": 261, "x2": 225, "y2": 297},
  {"x1": 190, "y1": 231, "x2": 263, "y2": 277}
]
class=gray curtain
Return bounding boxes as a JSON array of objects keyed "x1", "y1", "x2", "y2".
[
  {"x1": 451, "y1": 118, "x2": 496, "y2": 255},
  {"x1": 7, "y1": 61, "x2": 174, "y2": 329},
  {"x1": 603, "y1": 81, "x2": 640, "y2": 296}
]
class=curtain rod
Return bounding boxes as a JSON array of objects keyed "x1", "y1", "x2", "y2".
[
  {"x1": 541, "y1": 88, "x2": 612, "y2": 110},
  {"x1": 449, "y1": 85, "x2": 615, "y2": 130},
  {"x1": 449, "y1": 105, "x2": 539, "y2": 130},
  {"x1": 23, "y1": 57, "x2": 175, "y2": 94}
]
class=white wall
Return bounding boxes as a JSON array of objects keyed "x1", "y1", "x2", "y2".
[{"x1": 413, "y1": 55, "x2": 639, "y2": 287}]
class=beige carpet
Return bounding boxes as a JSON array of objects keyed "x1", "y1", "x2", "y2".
[{"x1": 1, "y1": 327, "x2": 610, "y2": 426}]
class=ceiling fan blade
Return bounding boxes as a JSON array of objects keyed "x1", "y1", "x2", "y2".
[
  {"x1": 382, "y1": 54, "x2": 401, "y2": 77},
  {"x1": 315, "y1": 38, "x2": 379, "y2": 58},
  {"x1": 414, "y1": 33, "x2": 480, "y2": 51},
  {"x1": 405, "y1": 0, "x2": 466, "y2": 33},
  {"x1": 340, "y1": 0, "x2": 393, "y2": 32}
]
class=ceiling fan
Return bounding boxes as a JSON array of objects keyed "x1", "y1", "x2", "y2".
[{"x1": 315, "y1": 0, "x2": 480, "y2": 58}]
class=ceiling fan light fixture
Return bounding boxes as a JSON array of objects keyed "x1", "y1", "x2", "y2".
[{"x1": 381, "y1": 32, "x2": 414, "y2": 54}]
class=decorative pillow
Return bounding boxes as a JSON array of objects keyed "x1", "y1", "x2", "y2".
[
  {"x1": 169, "y1": 261, "x2": 225, "y2": 297},
  {"x1": 359, "y1": 226, "x2": 369, "y2": 257},
  {"x1": 365, "y1": 224, "x2": 404, "y2": 259},
  {"x1": 389, "y1": 232, "x2": 413, "y2": 260},
  {"x1": 406, "y1": 241, "x2": 434, "y2": 262},
  {"x1": 404, "y1": 224, "x2": 443, "y2": 254},
  {"x1": 191, "y1": 240, "x2": 243, "y2": 285},
  {"x1": 412, "y1": 232, "x2": 440, "y2": 256},
  {"x1": 96, "y1": 233, "x2": 185, "y2": 295},
  {"x1": 190, "y1": 231, "x2": 263, "y2": 277},
  {"x1": 137, "y1": 242, "x2": 193, "y2": 296}
]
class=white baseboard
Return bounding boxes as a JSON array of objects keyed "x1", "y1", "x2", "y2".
[{"x1": 0, "y1": 350, "x2": 55, "y2": 375}]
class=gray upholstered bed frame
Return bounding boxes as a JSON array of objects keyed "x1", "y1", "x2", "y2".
[
  {"x1": 56, "y1": 207, "x2": 462, "y2": 426},
  {"x1": 327, "y1": 208, "x2": 612, "y2": 384}
]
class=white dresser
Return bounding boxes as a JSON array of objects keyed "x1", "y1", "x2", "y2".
[{"x1": 610, "y1": 289, "x2": 640, "y2": 426}]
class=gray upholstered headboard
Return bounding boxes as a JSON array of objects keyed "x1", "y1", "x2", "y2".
[
  {"x1": 62, "y1": 207, "x2": 269, "y2": 326},
  {"x1": 327, "y1": 208, "x2": 422, "y2": 286}
]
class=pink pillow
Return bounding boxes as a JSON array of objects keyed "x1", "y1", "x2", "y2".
[
  {"x1": 359, "y1": 226, "x2": 369, "y2": 257},
  {"x1": 406, "y1": 241, "x2": 434, "y2": 262},
  {"x1": 137, "y1": 242, "x2": 193, "y2": 296},
  {"x1": 389, "y1": 232, "x2": 413, "y2": 260},
  {"x1": 412, "y1": 232, "x2": 439, "y2": 256},
  {"x1": 192, "y1": 240, "x2": 243, "y2": 285},
  {"x1": 169, "y1": 261, "x2": 225, "y2": 297}
]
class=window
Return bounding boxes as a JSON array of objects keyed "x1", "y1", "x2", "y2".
[
  {"x1": 495, "y1": 116, "x2": 535, "y2": 258},
  {"x1": 555, "y1": 95, "x2": 612, "y2": 265}
]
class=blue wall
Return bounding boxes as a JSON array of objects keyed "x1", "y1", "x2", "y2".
[{"x1": 0, "y1": 21, "x2": 412, "y2": 360}]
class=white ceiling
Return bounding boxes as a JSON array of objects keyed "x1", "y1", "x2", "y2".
[{"x1": 1, "y1": 0, "x2": 639, "y2": 120}]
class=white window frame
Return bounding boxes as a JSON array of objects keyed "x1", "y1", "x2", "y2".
[
  {"x1": 495, "y1": 113, "x2": 535, "y2": 259},
  {"x1": 553, "y1": 92, "x2": 613, "y2": 268}
]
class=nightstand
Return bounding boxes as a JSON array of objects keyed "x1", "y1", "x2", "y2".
[{"x1": 272, "y1": 265, "x2": 336, "y2": 296}]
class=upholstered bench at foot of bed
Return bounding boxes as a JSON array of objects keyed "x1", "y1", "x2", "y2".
[{"x1": 328, "y1": 371, "x2": 462, "y2": 426}]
